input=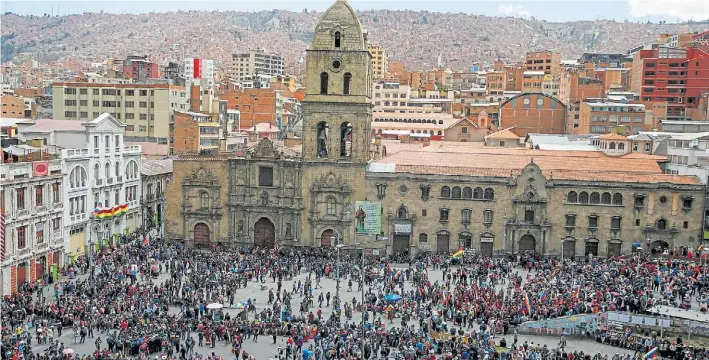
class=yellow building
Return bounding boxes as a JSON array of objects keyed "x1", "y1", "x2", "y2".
[
  {"x1": 368, "y1": 44, "x2": 388, "y2": 79},
  {"x1": 51, "y1": 82, "x2": 188, "y2": 144}
]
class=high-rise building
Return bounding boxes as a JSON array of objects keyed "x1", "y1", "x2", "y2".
[
  {"x1": 228, "y1": 49, "x2": 284, "y2": 82},
  {"x1": 631, "y1": 46, "x2": 709, "y2": 120},
  {"x1": 525, "y1": 51, "x2": 561, "y2": 77},
  {"x1": 183, "y1": 58, "x2": 215, "y2": 86},
  {"x1": 368, "y1": 44, "x2": 388, "y2": 79},
  {"x1": 51, "y1": 82, "x2": 188, "y2": 144}
]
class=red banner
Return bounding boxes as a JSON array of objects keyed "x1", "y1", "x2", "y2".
[
  {"x1": 33, "y1": 161, "x2": 49, "y2": 177},
  {"x1": 193, "y1": 58, "x2": 202, "y2": 79}
]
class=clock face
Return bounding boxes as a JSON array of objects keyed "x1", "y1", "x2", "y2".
[
  {"x1": 537, "y1": 98, "x2": 544, "y2": 106},
  {"x1": 523, "y1": 98, "x2": 530, "y2": 105}
]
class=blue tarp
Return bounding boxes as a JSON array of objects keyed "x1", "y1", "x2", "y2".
[{"x1": 385, "y1": 293, "x2": 402, "y2": 302}]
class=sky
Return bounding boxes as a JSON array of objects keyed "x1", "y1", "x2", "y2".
[{"x1": 1, "y1": 0, "x2": 707, "y2": 23}]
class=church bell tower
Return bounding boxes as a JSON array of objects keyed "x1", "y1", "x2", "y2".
[{"x1": 300, "y1": 0, "x2": 373, "y2": 247}]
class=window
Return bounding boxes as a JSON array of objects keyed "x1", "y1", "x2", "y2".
[
  {"x1": 259, "y1": 166, "x2": 274, "y2": 187},
  {"x1": 140, "y1": 90, "x2": 148, "y2": 96},
  {"x1": 334, "y1": 31, "x2": 341, "y2": 48},
  {"x1": 139, "y1": 114, "x2": 147, "y2": 120},
  {"x1": 320, "y1": 72, "x2": 329, "y2": 94},
  {"x1": 126, "y1": 90, "x2": 135, "y2": 96},
  {"x1": 589, "y1": 215, "x2": 598, "y2": 229},
  {"x1": 578, "y1": 192, "x2": 589, "y2": 203},
  {"x1": 683, "y1": 198, "x2": 693, "y2": 209},
  {"x1": 104, "y1": 191, "x2": 110, "y2": 207},
  {"x1": 610, "y1": 217, "x2": 621, "y2": 230},
  {"x1": 483, "y1": 210, "x2": 493, "y2": 224},
  {"x1": 601, "y1": 192, "x2": 611, "y2": 205},
  {"x1": 327, "y1": 197, "x2": 337, "y2": 215},
  {"x1": 139, "y1": 101, "x2": 148, "y2": 108},
  {"x1": 79, "y1": 88, "x2": 88, "y2": 95},
  {"x1": 419, "y1": 233, "x2": 428, "y2": 243},
  {"x1": 34, "y1": 185, "x2": 43, "y2": 206},
  {"x1": 439, "y1": 208, "x2": 449, "y2": 222},
  {"x1": 115, "y1": 191, "x2": 119, "y2": 205},
  {"x1": 101, "y1": 89, "x2": 117, "y2": 96},
  {"x1": 499, "y1": 141, "x2": 505, "y2": 147},
  {"x1": 612, "y1": 193, "x2": 623, "y2": 206},
  {"x1": 64, "y1": 99, "x2": 76, "y2": 106},
  {"x1": 683, "y1": 221, "x2": 689, "y2": 229},
  {"x1": 524, "y1": 210, "x2": 535, "y2": 223},
  {"x1": 590, "y1": 192, "x2": 600, "y2": 204},
  {"x1": 567, "y1": 191, "x2": 577, "y2": 203},
  {"x1": 461, "y1": 209, "x2": 472, "y2": 224},
  {"x1": 397, "y1": 206, "x2": 408, "y2": 219},
  {"x1": 656, "y1": 218, "x2": 667, "y2": 231},
  {"x1": 421, "y1": 209, "x2": 427, "y2": 217},
  {"x1": 200, "y1": 192, "x2": 210, "y2": 209},
  {"x1": 17, "y1": 226, "x2": 26, "y2": 249},
  {"x1": 440, "y1": 186, "x2": 451, "y2": 198},
  {"x1": 64, "y1": 88, "x2": 76, "y2": 95},
  {"x1": 461, "y1": 127, "x2": 468, "y2": 134},
  {"x1": 634, "y1": 195, "x2": 644, "y2": 208},
  {"x1": 79, "y1": 111, "x2": 88, "y2": 118},
  {"x1": 64, "y1": 111, "x2": 77, "y2": 118},
  {"x1": 566, "y1": 214, "x2": 576, "y2": 227},
  {"x1": 473, "y1": 187, "x2": 483, "y2": 199},
  {"x1": 484, "y1": 188, "x2": 494, "y2": 200},
  {"x1": 451, "y1": 186, "x2": 462, "y2": 199},
  {"x1": 16, "y1": 187, "x2": 26, "y2": 210},
  {"x1": 125, "y1": 101, "x2": 134, "y2": 107},
  {"x1": 462, "y1": 187, "x2": 472, "y2": 199},
  {"x1": 52, "y1": 183, "x2": 60, "y2": 203},
  {"x1": 343, "y1": 73, "x2": 352, "y2": 95}
]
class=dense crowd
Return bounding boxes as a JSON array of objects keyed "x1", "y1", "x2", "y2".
[{"x1": 3, "y1": 238, "x2": 709, "y2": 360}]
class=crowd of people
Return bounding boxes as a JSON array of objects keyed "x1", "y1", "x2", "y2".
[{"x1": 3, "y1": 237, "x2": 709, "y2": 360}]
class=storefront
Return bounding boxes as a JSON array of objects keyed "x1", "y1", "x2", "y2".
[
  {"x1": 392, "y1": 223, "x2": 411, "y2": 254},
  {"x1": 480, "y1": 233, "x2": 494, "y2": 257}
]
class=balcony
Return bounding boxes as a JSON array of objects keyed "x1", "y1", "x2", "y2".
[
  {"x1": 53, "y1": 230, "x2": 62, "y2": 239},
  {"x1": 18, "y1": 248, "x2": 30, "y2": 256},
  {"x1": 116, "y1": 176, "x2": 123, "y2": 183},
  {"x1": 107, "y1": 177, "x2": 114, "y2": 184},
  {"x1": 62, "y1": 148, "x2": 91, "y2": 159},
  {"x1": 17, "y1": 209, "x2": 29, "y2": 218},
  {"x1": 34, "y1": 205, "x2": 47, "y2": 213},
  {"x1": 37, "y1": 242, "x2": 49, "y2": 250},
  {"x1": 53, "y1": 202, "x2": 63, "y2": 210},
  {"x1": 54, "y1": 237, "x2": 63, "y2": 245},
  {"x1": 95, "y1": 179, "x2": 103, "y2": 186}
]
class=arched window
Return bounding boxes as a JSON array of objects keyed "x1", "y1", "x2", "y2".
[
  {"x1": 94, "y1": 163, "x2": 100, "y2": 179},
  {"x1": 437, "y1": 131, "x2": 442, "y2": 136},
  {"x1": 601, "y1": 192, "x2": 611, "y2": 204},
  {"x1": 484, "y1": 188, "x2": 495, "y2": 200},
  {"x1": 105, "y1": 161, "x2": 110, "y2": 178},
  {"x1": 397, "y1": 206, "x2": 408, "y2": 219},
  {"x1": 440, "y1": 186, "x2": 451, "y2": 198},
  {"x1": 618, "y1": 142, "x2": 625, "y2": 150},
  {"x1": 567, "y1": 191, "x2": 577, "y2": 203},
  {"x1": 578, "y1": 191, "x2": 589, "y2": 203},
  {"x1": 609, "y1": 142, "x2": 616, "y2": 150},
  {"x1": 590, "y1": 192, "x2": 600, "y2": 204},
  {"x1": 343, "y1": 73, "x2": 352, "y2": 95},
  {"x1": 340, "y1": 122, "x2": 352, "y2": 158},
  {"x1": 656, "y1": 218, "x2": 667, "y2": 231},
  {"x1": 320, "y1": 72, "x2": 329, "y2": 94},
  {"x1": 115, "y1": 161, "x2": 120, "y2": 178},
  {"x1": 317, "y1": 121, "x2": 328, "y2": 158},
  {"x1": 334, "y1": 31, "x2": 341, "y2": 48},
  {"x1": 462, "y1": 187, "x2": 472, "y2": 199},
  {"x1": 451, "y1": 186, "x2": 462, "y2": 199},
  {"x1": 419, "y1": 233, "x2": 428, "y2": 243},
  {"x1": 70, "y1": 166, "x2": 87, "y2": 188},
  {"x1": 613, "y1": 193, "x2": 623, "y2": 205},
  {"x1": 125, "y1": 161, "x2": 138, "y2": 179},
  {"x1": 473, "y1": 187, "x2": 483, "y2": 199},
  {"x1": 199, "y1": 192, "x2": 210, "y2": 209},
  {"x1": 326, "y1": 197, "x2": 337, "y2": 215}
]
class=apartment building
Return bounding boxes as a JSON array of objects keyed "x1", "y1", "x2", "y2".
[
  {"x1": 1, "y1": 94, "x2": 27, "y2": 118},
  {"x1": 0, "y1": 154, "x2": 64, "y2": 295},
  {"x1": 577, "y1": 102, "x2": 647, "y2": 135},
  {"x1": 16, "y1": 115, "x2": 142, "y2": 265},
  {"x1": 630, "y1": 47, "x2": 709, "y2": 120},
  {"x1": 51, "y1": 82, "x2": 188, "y2": 144},
  {"x1": 525, "y1": 51, "x2": 561, "y2": 77},
  {"x1": 122, "y1": 56, "x2": 160, "y2": 82},
  {"x1": 183, "y1": 58, "x2": 215, "y2": 86},
  {"x1": 220, "y1": 88, "x2": 279, "y2": 130},
  {"x1": 170, "y1": 111, "x2": 220, "y2": 155},
  {"x1": 368, "y1": 44, "x2": 388, "y2": 79},
  {"x1": 541, "y1": 74, "x2": 560, "y2": 97},
  {"x1": 228, "y1": 48, "x2": 285, "y2": 81},
  {"x1": 522, "y1": 71, "x2": 544, "y2": 93}
]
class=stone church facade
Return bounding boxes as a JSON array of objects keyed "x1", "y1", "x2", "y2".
[{"x1": 164, "y1": 0, "x2": 706, "y2": 258}]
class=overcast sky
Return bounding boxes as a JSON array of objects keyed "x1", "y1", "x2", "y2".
[{"x1": 2, "y1": 0, "x2": 707, "y2": 22}]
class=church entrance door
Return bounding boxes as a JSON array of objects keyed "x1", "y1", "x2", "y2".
[{"x1": 254, "y1": 218, "x2": 276, "y2": 247}]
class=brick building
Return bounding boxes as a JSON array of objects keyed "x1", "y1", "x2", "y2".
[
  {"x1": 221, "y1": 89, "x2": 278, "y2": 130},
  {"x1": 499, "y1": 93, "x2": 567, "y2": 136}
]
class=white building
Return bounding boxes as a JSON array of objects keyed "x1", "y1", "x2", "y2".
[
  {"x1": 1, "y1": 153, "x2": 64, "y2": 295},
  {"x1": 228, "y1": 48, "x2": 284, "y2": 82},
  {"x1": 140, "y1": 159, "x2": 172, "y2": 240},
  {"x1": 183, "y1": 58, "x2": 215, "y2": 86},
  {"x1": 16, "y1": 114, "x2": 142, "y2": 267}
]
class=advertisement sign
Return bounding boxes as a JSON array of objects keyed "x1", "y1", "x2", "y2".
[
  {"x1": 354, "y1": 201, "x2": 381, "y2": 235},
  {"x1": 394, "y1": 223, "x2": 411, "y2": 235}
]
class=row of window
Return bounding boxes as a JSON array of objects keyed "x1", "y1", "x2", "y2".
[
  {"x1": 567, "y1": 191, "x2": 623, "y2": 206},
  {"x1": 565, "y1": 214, "x2": 689, "y2": 231},
  {"x1": 68, "y1": 161, "x2": 139, "y2": 189},
  {"x1": 14, "y1": 218, "x2": 61, "y2": 249},
  {"x1": 9, "y1": 183, "x2": 61, "y2": 211},
  {"x1": 440, "y1": 186, "x2": 495, "y2": 200},
  {"x1": 64, "y1": 88, "x2": 154, "y2": 96}
]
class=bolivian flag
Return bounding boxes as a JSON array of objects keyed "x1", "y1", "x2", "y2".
[
  {"x1": 451, "y1": 247, "x2": 464, "y2": 258},
  {"x1": 93, "y1": 204, "x2": 129, "y2": 219}
]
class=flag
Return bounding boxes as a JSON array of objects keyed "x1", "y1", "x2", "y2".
[
  {"x1": 522, "y1": 292, "x2": 532, "y2": 315},
  {"x1": 645, "y1": 347, "x2": 658, "y2": 359},
  {"x1": 451, "y1": 247, "x2": 464, "y2": 259},
  {"x1": 539, "y1": 290, "x2": 548, "y2": 301},
  {"x1": 0, "y1": 208, "x2": 5, "y2": 262},
  {"x1": 572, "y1": 289, "x2": 579, "y2": 299},
  {"x1": 698, "y1": 244, "x2": 704, "y2": 253}
]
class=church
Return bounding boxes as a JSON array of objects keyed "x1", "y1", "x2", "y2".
[{"x1": 164, "y1": 0, "x2": 706, "y2": 259}]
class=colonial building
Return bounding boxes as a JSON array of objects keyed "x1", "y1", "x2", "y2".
[
  {"x1": 164, "y1": 0, "x2": 705, "y2": 259},
  {"x1": 140, "y1": 159, "x2": 172, "y2": 240}
]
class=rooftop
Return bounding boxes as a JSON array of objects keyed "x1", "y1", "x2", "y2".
[
  {"x1": 598, "y1": 133, "x2": 629, "y2": 141},
  {"x1": 485, "y1": 127, "x2": 520, "y2": 140},
  {"x1": 141, "y1": 158, "x2": 173, "y2": 176},
  {"x1": 19, "y1": 118, "x2": 86, "y2": 132}
]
